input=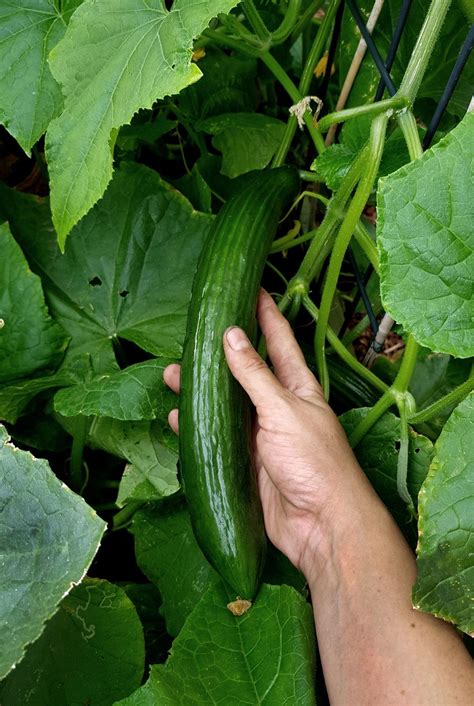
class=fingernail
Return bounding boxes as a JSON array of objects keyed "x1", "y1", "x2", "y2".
[{"x1": 225, "y1": 326, "x2": 250, "y2": 351}]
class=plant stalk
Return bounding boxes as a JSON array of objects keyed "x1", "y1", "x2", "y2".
[
  {"x1": 314, "y1": 114, "x2": 387, "y2": 397},
  {"x1": 242, "y1": 0, "x2": 271, "y2": 42},
  {"x1": 272, "y1": 0, "x2": 302, "y2": 44},
  {"x1": 273, "y1": 0, "x2": 342, "y2": 166},
  {"x1": 303, "y1": 296, "x2": 389, "y2": 394},
  {"x1": 409, "y1": 374, "x2": 474, "y2": 425},
  {"x1": 398, "y1": 0, "x2": 452, "y2": 103},
  {"x1": 317, "y1": 96, "x2": 409, "y2": 132}
]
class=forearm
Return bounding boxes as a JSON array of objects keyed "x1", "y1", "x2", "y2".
[{"x1": 302, "y1": 472, "x2": 473, "y2": 705}]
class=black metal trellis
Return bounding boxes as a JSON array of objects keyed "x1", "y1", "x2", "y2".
[{"x1": 334, "y1": 0, "x2": 474, "y2": 347}]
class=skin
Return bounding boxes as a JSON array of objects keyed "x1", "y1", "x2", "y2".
[{"x1": 164, "y1": 289, "x2": 473, "y2": 706}]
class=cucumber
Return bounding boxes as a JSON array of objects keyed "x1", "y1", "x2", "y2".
[{"x1": 180, "y1": 167, "x2": 300, "y2": 599}]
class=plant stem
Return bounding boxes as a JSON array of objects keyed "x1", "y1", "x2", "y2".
[
  {"x1": 314, "y1": 114, "x2": 387, "y2": 397},
  {"x1": 409, "y1": 375, "x2": 474, "y2": 425},
  {"x1": 353, "y1": 220, "x2": 380, "y2": 273},
  {"x1": 398, "y1": 110, "x2": 423, "y2": 160},
  {"x1": 349, "y1": 389, "x2": 394, "y2": 447},
  {"x1": 272, "y1": 0, "x2": 302, "y2": 44},
  {"x1": 260, "y1": 51, "x2": 326, "y2": 154},
  {"x1": 260, "y1": 50, "x2": 301, "y2": 102},
  {"x1": 317, "y1": 96, "x2": 409, "y2": 132},
  {"x1": 202, "y1": 28, "x2": 261, "y2": 57},
  {"x1": 271, "y1": 227, "x2": 319, "y2": 253},
  {"x1": 70, "y1": 416, "x2": 90, "y2": 492},
  {"x1": 242, "y1": 0, "x2": 271, "y2": 42},
  {"x1": 398, "y1": 0, "x2": 452, "y2": 103},
  {"x1": 303, "y1": 296, "x2": 389, "y2": 394},
  {"x1": 341, "y1": 312, "x2": 373, "y2": 346},
  {"x1": 397, "y1": 396, "x2": 415, "y2": 511},
  {"x1": 299, "y1": 169, "x2": 321, "y2": 182},
  {"x1": 293, "y1": 145, "x2": 367, "y2": 287},
  {"x1": 273, "y1": 0, "x2": 342, "y2": 166},
  {"x1": 291, "y1": 0, "x2": 323, "y2": 40},
  {"x1": 392, "y1": 335, "x2": 419, "y2": 392},
  {"x1": 349, "y1": 337, "x2": 419, "y2": 447},
  {"x1": 112, "y1": 501, "x2": 145, "y2": 530}
]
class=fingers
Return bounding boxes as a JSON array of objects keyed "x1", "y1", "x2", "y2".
[
  {"x1": 168, "y1": 408, "x2": 179, "y2": 434},
  {"x1": 164, "y1": 365, "x2": 180, "y2": 434},
  {"x1": 258, "y1": 290, "x2": 322, "y2": 400},
  {"x1": 164, "y1": 363, "x2": 181, "y2": 394},
  {"x1": 223, "y1": 326, "x2": 284, "y2": 409}
]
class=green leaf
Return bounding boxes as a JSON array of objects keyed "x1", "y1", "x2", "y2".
[
  {"x1": 0, "y1": 578, "x2": 145, "y2": 705},
  {"x1": 378, "y1": 113, "x2": 474, "y2": 357},
  {"x1": 413, "y1": 393, "x2": 474, "y2": 635},
  {"x1": 45, "y1": 0, "x2": 239, "y2": 245},
  {"x1": 0, "y1": 163, "x2": 213, "y2": 368},
  {"x1": 88, "y1": 418, "x2": 179, "y2": 503},
  {"x1": 0, "y1": 371, "x2": 71, "y2": 424},
  {"x1": 311, "y1": 143, "x2": 354, "y2": 191},
  {"x1": 178, "y1": 48, "x2": 258, "y2": 120},
  {"x1": 199, "y1": 113, "x2": 287, "y2": 178},
  {"x1": 120, "y1": 582, "x2": 170, "y2": 665},
  {"x1": 131, "y1": 502, "x2": 307, "y2": 638},
  {"x1": 173, "y1": 163, "x2": 212, "y2": 213},
  {"x1": 54, "y1": 359, "x2": 176, "y2": 422},
  {"x1": 340, "y1": 409, "x2": 433, "y2": 528},
  {"x1": 131, "y1": 503, "x2": 215, "y2": 637},
  {"x1": 0, "y1": 222, "x2": 67, "y2": 384},
  {"x1": 116, "y1": 582, "x2": 316, "y2": 706},
  {"x1": 312, "y1": 125, "x2": 411, "y2": 191},
  {"x1": 0, "y1": 0, "x2": 80, "y2": 153},
  {"x1": 117, "y1": 115, "x2": 177, "y2": 153},
  {"x1": 0, "y1": 426, "x2": 106, "y2": 679}
]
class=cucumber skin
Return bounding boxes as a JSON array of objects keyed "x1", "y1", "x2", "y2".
[{"x1": 180, "y1": 167, "x2": 300, "y2": 599}]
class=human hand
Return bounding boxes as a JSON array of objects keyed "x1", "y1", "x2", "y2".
[{"x1": 164, "y1": 289, "x2": 372, "y2": 576}]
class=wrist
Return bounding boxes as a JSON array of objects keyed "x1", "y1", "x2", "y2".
[{"x1": 298, "y1": 468, "x2": 387, "y2": 585}]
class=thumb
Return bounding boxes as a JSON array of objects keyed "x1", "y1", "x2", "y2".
[{"x1": 223, "y1": 326, "x2": 283, "y2": 408}]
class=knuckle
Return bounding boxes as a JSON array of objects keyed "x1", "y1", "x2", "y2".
[{"x1": 243, "y1": 354, "x2": 267, "y2": 375}]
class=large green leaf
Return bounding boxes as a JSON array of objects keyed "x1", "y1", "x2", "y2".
[
  {"x1": 89, "y1": 418, "x2": 179, "y2": 503},
  {"x1": 0, "y1": 222, "x2": 67, "y2": 384},
  {"x1": 340, "y1": 409, "x2": 433, "y2": 529},
  {"x1": 131, "y1": 502, "x2": 307, "y2": 638},
  {"x1": 0, "y1": 426, "x2": 106, "y2": 679},
  {"x1": 378, "y1": 113, "x2": 474, "y2": 357},
  {"x1": 413, "y1": 393, "x2": 474, "y2": 635},
  {"x1": 199, "y1": 113, "x2": 286, "y2": 178},
  {"x1": 0, "y1": 578, "x2": 145, "y2": 705},
  {"x1": 0, "y1": 0, "x2": 80, "y2": 153},
  {"x1": 116, "y1": 583, "x2": 317, "y2": 705},
  {"x1": 131, "y1": 503, "x2": 216, "y2": 637},
  {"x1": 55, "y1": 359, "x2": 176, "y2": 421},
  {"x1": 0, "y1": 371, "x2": 70, "y2": 424},
  {"x1": 0, "y1": 163, "x2": 213, "y2": 369},
  {"x1": 45, "y1": 0, "x2": 239, "y2": 245}
]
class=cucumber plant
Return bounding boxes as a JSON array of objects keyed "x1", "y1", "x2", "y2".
[{"x1": 0, "y1": 0, "x2": 472, "y2": 703}]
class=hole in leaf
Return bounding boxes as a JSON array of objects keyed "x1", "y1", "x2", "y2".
[
  {"x1": 119, "y1": 290, "x2": 129, "y2": 298},
  {"x1": 112, "y1": 337, "x2": 155, "y2": 369},
  {"x1": 89, "y1": 276, "x2": 102, "y2": 287},
  {"x1": 394, "y1": 440, "x2": 401, "y2": 452},
  {"x1": 164, "y1": 0, "x2": 173, "y2": 10},
  {"x1": 414, "y1": 447, "x2": 420, "y2": 454}
]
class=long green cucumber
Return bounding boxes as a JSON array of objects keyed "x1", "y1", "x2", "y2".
[{"x1": 180, "y1": 167, "x2": 300, "y2": 600}]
